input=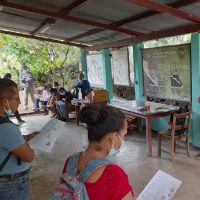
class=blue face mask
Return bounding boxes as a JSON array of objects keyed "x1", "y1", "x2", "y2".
[
  {"x1": 108, "y1": 133, "x2": 124, "y2": 157},
  {"x1": 4, "y1": 100, "x2": 12, "y2": 117}
]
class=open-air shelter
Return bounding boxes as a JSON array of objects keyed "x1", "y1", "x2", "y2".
[{"x1": 1, "y1": 0, "x2": 200, "y2": 148}]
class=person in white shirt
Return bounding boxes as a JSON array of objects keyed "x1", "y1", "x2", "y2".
[
  {"x1": 41, "y1": 86, "x2": 50, "y2": 115},
  {"x1": 21, "y1": 65, "x2": 35, "y2": 110}
]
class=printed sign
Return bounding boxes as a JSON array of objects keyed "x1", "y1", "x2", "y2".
[{"x1": 142, "y1": 44, "x2": 191, "y2": 102}]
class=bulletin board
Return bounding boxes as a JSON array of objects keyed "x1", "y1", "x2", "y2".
[
  {"x1": 112, "y1": 48, "x2": 130, "y2": 86},
  {"x1": 86, "y1": 53, "x2": 104, "y2": 87},
  {"x1": 142, "y1": 44, "x2": 191, "y2": 102}
]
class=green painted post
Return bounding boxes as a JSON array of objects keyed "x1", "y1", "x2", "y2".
[
  {"x1": 102, "y1": 48, "x2": 113, "y2": 99},
  {"x1": 133, "y1": 44, "x2": 146, "y2": 128},
  {"x1": 81, "y1": 49, "x2": 88, "y2": 80},
  {"x1": 191, "y1": 33, "x2": 200, "y2": 147},
  {"x1": 133, "y1": 44, "x2": 146, "y2": 102},
  {"x1": 133, "y1": 44, "x2": 169, "y2": 131}
]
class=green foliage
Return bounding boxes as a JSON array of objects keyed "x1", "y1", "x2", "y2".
[
  {"x1": 144, "y1": 34, "x2": 191, "y2": 48},
  {"x1": 0, "y1": 34, "x2": 81, "y2": 87}
]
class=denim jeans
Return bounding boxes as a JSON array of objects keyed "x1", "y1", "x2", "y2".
[
  {"x1": 34, "y1": 98, "x2": 40, "y2": 110},
  {"x1": 56, "y1": 101, "x2": 66, "y2": 119},
  {"x1": 0, "y1": 173, "x2": 29, "y2": 200}
]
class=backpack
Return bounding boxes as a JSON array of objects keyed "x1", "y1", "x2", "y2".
[{"x1": 49, "y1": 152, "x2": 111, "y2": 200}]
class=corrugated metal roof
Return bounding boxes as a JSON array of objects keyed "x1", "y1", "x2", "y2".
[
  {"x1": 124, "y1": 13, "x2": 191, "y2": 32},
  {"x1": 0, "y1": 0, "x2": 199, "y2": 49}
]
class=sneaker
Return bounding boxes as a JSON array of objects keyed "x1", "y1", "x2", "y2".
[
  {"x1": 50, "y1": 114, "x2": 56, "y2": 118},
  {"x1": 18, "y1": 119, "x2": 25, "y2": 123}
]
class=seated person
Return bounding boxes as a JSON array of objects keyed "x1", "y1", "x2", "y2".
[
  {"x1": 34, "y1": 88, "x2": 43, "y2": 111},
  {"x1": 56, "y1": 87, "x2": 73, "y2": 121},
  {"x1": 53, "y1": 82, "x2": 59, "y2": 90},
  {"x1": 72, "y1": 72, "x2": 91, "y2": 99},
  {"x1": 51, "y1": 105, "x2": 135, "y2": 200},
  {"x1": 47, "y1": 88, "x2": 61, "y2": 118},
  {"x1": 40, "y1": 85, "x2": 50, "y2": 115}
]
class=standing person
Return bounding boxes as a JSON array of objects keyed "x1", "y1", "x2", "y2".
[
  {"x1": 0, "y1": 78, "x2": 39, "y2": 200},
  {"x1": 3, "y1": 73, "x2": 25, "y2": 123},
  {"x1": 21, "y1": 65, "x2": 35, "y2": 110},
  {"x1": 51, "y1": 105, "x2": 135, "y2": 200}
]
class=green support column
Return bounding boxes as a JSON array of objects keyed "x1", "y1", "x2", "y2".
[
  {"x1": 133, "y1": 44, "x2": 146, "y2": 127},
  {"x1": 81, "y1": 49, "x2": 88, "y2": 80},
  {"x1": 133, "y1": 44, "x2": 146, "y2": 102},
  {"x1": 133, "y1": 44, "x2": 169, "y2": 131},
  {"x1": 191, "y1": 34, "x2": 200, "y2": 147},
  {"x1": 102, "y1": 48, "x2": 113, "y2": 99}
]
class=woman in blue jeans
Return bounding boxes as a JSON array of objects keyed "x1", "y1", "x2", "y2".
[{"x1": 0, "y1": 78, "x2": 39, "y2": 200}]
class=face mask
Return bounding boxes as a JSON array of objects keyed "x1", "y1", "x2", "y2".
[
  {"x1": 59, "y1": 92, "x2": 65, "y2": 96},
  {"x1": 4, "y1": 100, "x2": 12, "y2": 117},
  {"x1": 108, "y1": 133, "x2": 124, "y2": 157}
]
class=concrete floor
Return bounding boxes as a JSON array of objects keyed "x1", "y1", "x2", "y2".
[{"x1": 12, "y1": 115, "x2": 200, "y2": 200}]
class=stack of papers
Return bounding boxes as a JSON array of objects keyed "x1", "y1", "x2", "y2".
[
  {"x1": 29, "y1": 119, "x2": 65, "y2": 153},
  {"x1": 137, "y1": 170, "x2": 182, "y2": 200}
]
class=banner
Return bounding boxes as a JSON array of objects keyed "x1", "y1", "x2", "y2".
[{"x1": 142, "y1": 44, "x2": 191, "y2": 102}]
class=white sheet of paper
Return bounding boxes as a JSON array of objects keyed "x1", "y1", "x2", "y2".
[
  {"x1": 29, "y1": 119, "x2": 65, "y2": 153},
  {"x1": 137, "y1": 170, "x2": 182, "y2": 200}
]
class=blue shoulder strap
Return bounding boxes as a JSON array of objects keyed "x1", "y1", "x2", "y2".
[
  {"x1": 79, "y1": 158, "x2": 111, "y2": 182},
  {"x1": 65, "y1": 152, "x2": 81, "y2": 176}
]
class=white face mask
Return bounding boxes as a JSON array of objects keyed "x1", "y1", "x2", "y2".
[
  {"x1": 4, "y1": 99, "x2": 12, "y2": 117},
  {"x1": 108, "y1": 133, "x2": 124, "y2": 157}
]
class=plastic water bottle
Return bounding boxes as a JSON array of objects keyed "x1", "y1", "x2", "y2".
[{"x1": 78, "y1": 88, "x2": 82, "y2": 100}]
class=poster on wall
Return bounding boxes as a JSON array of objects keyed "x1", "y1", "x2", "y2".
[
  {"x1": 86, "y1": 54, "x2": 104, "y2": 87},
  {"x1": 112, "y1": 48, "x2": 130, "y2": 86},
  {"x1": 142, "y1": 44, "x2": 191, "y2": 102}
]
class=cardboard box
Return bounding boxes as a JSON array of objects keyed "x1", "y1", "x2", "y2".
[{"x1": 91, "y1": 89, "x2": 109, "y2": 102}]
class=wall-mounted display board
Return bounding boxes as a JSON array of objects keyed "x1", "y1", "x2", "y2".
[
  {"x1": 86, "y1": 53, "x2": 104, "y2": 87},
  {"x1": 111, "y1": 48, "x2": 130, "y2": 86},
  {"x1": 142, "y1": 44, "x2": 191, "y2": 102}
]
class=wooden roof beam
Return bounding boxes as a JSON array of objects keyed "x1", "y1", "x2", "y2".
[
  {"x1": 0, "y1": 1, "x2": 142, "y2": 36},
  {"x1": 60, "y1": 0, "x2": 88, "y2": 15},
  {"x1": 86, "y1": 23, "x2": 200, "y2": 51},
  {"x1": 0, "y1": 29, "x2": 89, "y2": 48},
  {"x1": 66, "y1": 0, "x2": 199, "y2": 41},
  {"x1": 128, "y1": 0, "x2": 200, "y2": 23}
]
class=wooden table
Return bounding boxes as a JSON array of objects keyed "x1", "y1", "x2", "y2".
[
  {"x1": 71, "y1": 99, "x2": 108, "y2": 125},
  {"x1": 110, "y1": 100, "x2": 179, "y2": 157}
]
